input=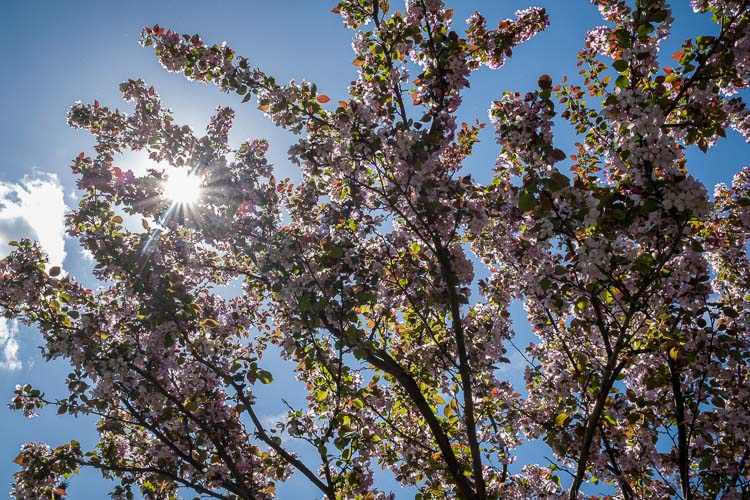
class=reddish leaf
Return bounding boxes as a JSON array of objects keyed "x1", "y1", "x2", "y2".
[
  {"x1": 317, "y1": 95, "x2": 330, "y2": 104},
  {"x1": 538, "y1": 74, "x2": 553, "y2": 89}
]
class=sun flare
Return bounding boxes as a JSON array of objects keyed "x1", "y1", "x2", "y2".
[{"x1": 164, "y1": 169, "x2": 202, "y2": 205}]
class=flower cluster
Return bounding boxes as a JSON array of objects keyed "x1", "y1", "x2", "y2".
[{"x1": 4, "y1": 1, "x2": 750, "y2": 498}]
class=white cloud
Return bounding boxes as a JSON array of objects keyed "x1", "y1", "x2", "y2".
[
  {"x1": 0, "y1": 174, "x2": 67, "y2": 268},
  {"x1": 262, "y1": 411, "x2": 291, "y2": 442},
  {"x1": 79, "y1": 246, "x2": 94, "y2": 261},
  {"x1": 0, "y1": 319, "x2": 22, "y2": 371}
]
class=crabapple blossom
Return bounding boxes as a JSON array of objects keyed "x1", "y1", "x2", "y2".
[{"x1": 3, "y1": 1, "x2": 750, "y2": 499}]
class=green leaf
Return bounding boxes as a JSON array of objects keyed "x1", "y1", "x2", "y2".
[
  {"x1": 637, "y1": 23, "x2": 654, "y2": 37},
  {"x1": 257, "y1": 370, "x2": 273, "y2": 384},
  {"x1": 612, "y1": 59, "x2": 628, "y2": 72},
  {"x1": 324, "y1": 242, "x2": 344, "y2": 260},
  {"x1": 540, "y1": 277, "x2": 552, "y2": 291},
  {"x1": 643, "y1": 198, "x2": 659, "y2": 212},
  {"x1": 518, "y1": 191, "x2": 536, "y2": 212},
  {"x1": 696, "y1": 35, "x2": 715, "y2": 50},
  {"x1": 633, "y1": 254, "x2": 655, "y2": 274},
  {"x1": 669, "y1": 347, "x2": 679, "y2": 361},
  {"x1": 555, "y1": 413, "x2": 568, "y2": 426},
  {"x1": 549, "y1": 172, "x2": 570, "y2": 191},
  {"x1": 652, "y1": 10, "x2": 668, "y2": 22},
  {"x1": 615, "y1": 75, "x2": 629, "y2": 88}
]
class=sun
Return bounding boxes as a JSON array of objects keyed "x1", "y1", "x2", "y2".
[{"x1": 163, "y1": 169, "x2": 202, "y2": 205}]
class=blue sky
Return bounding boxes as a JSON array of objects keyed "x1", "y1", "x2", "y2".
[{"x1": 0, "y1": 1, "x2": 746, "y2": 498}]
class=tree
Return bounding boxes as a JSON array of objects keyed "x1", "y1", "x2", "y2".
[{"x1": 2, "y1": 0, "x2": 750, "y2": 497}]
